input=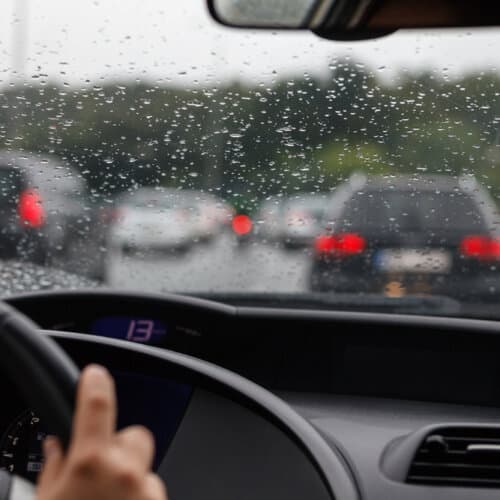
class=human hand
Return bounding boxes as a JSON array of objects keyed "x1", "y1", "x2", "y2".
[{"x1": 36, "y1": 365, "x2": 167, "y2": 500}]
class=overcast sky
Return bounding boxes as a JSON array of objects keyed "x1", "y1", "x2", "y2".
[{"x1": 0, "y1": 0, "x2": 499, "y2": 87}]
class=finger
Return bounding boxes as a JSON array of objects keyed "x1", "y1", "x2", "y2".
[
  {"x1": 38, "y1": 436, "x2": 63, "y2": 487},
  {"x1": 144, "y1": 474, "x2": 168, "y2": 500},
  {"x1": 71, "y1": 364, "x2": 116, "y2": 449},
  {"x1": 115, "y1": 426, "x2": 155, "y2": 471}
]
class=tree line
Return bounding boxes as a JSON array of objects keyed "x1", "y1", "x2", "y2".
[{"x1": 0, "y1": 59, "x2": 499, "y2": 210}]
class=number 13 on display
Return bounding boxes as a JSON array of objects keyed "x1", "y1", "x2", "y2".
[{"x1": 126, "y1": 320, "x2": 154, "y2": 342}]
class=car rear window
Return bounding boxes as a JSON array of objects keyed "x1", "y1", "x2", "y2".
[
  {"x1": 338, "y1": 190, "x2": 486, "y2": 233},
  {"x1": 284, "y1": 197, "x2": 326, "y2": 220}
]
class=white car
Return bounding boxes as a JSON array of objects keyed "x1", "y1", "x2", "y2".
[
  {"x1": 280, "y1": 194, "x2": 328, "y2": 248},
  {"x1": 109, "y1": 188, "x2": 197, "y2": 254},
  {"x1": 255, "y1": 197, "x2": 285, "y2": 243},
  {"x1": 182, "y1": 191, "x2": 234, "y2": 242}
]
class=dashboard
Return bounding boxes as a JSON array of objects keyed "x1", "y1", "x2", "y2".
[
  {"x1": 10, "y1": 290, "x2": 500, "y2": 407},
  {"x1": 3, "y1": 289, "x2": 500, "y2": 500},
  {"x1": 0, "y1": 371, "x2": 191, "y2": 480}
]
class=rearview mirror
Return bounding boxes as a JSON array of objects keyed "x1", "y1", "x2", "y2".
[{"x1": 208, "y1": 0, "x2": 500, "y2": 41}]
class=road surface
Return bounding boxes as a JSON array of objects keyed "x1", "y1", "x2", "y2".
[{"x1": 105, "y1": 233, "x2": 313, "y2": 294}]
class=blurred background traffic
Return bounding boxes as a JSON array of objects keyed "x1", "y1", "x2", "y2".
[{"x1": 3, "y1": 143, "x2": 500, "y2": 308}]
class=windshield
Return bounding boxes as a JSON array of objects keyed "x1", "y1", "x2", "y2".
[{"x1": 2, "y1": 1, "x2": 500, "y2": 319}]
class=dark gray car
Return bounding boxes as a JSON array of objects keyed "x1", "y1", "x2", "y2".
[
  {"x1": 0, "y1": 151, "x2": 105, "y2": 279},
  {"x1": 310, "y1": 174, "x2": 500, "y2": 303}
]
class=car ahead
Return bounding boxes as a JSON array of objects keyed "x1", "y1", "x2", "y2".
[
  {"x1": 108, "y1": 187, "x2": 197, "y2": 255},
  {"x1": 254, "y1": 196, "x2": 285, "y2": 243},
  {"x1": 59, "y1": 193, "x2": 117, "y2": 282},
  {"x1": 208, "y1": 195, "x2": 234, "y2": 231},
  {"x1": 310, "y1": 174, "x2": 500, "y2": 302},
  {"x1": 0, "y1": 151, "x2": 98, "y2": 268},
  {"x1": 181, "y1": 191, "x2": 234, "y2": 242},
  {"x1": 280, "y1": 194, "x2": 328, "y2": 249}
]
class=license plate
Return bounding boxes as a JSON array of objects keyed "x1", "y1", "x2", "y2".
[{"x1": 374, "y1": 249, "x2": 452, "y2": 274}]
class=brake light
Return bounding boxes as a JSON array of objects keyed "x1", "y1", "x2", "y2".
[
  {"x1": 460, "y1": 235, "x2": 500, "y2": 261},
  {"x1": 232, "y1": 214, "x2": 253, "y2": 235},
  {"x1": 315, "y1": 235, "x2": 337, "y2": 253},
  {"x1": 18, "y1": 189, "x2": 45, "y2": 228},
  {"x1": 315, "y1": 233, "x2": 366, "y2": 256}
]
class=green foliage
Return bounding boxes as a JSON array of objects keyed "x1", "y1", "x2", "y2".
[
  {"x1": 0, "y1": 60, "x2": 499, "y2": 204},
  {"x1": 316, "y1": 141, "x2": 390, "y2": 180}
]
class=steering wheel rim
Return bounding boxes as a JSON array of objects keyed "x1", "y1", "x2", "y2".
[{"x1": 0, "y1": 300, "x2": 79, "y2": 456}]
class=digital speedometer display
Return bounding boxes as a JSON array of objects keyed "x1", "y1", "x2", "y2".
[{"x1": 90, "y1": 316, "x2": 168, "y2": 344}]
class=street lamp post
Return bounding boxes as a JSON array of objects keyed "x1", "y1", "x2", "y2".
[
  {"x1": 9, "y1": 0, "x2": 29, "y2": 142},
  {"x1": 12, "y1": 0, "x2": 29, "y2": 81}
]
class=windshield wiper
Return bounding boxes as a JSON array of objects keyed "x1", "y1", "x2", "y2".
[{"x1": 190, "y1": 292, "x2": 462, "y2": 316}]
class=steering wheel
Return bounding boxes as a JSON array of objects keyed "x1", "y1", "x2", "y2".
[{"x1": 0, "y1": 302, "x2": 79, "y2": 498}]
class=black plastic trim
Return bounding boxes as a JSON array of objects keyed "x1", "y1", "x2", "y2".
[
  {"x1": 0, "y1": 302, "x2": 78, "y2": 448},
  {"x1": 6, "y1": 288, "x2": 500, "y2": 337},
  {"x1": 46, "y1": 330, "x2": 360, "y2": 500},
  {"x1": 5, "y1": 288, "x2": 235, "y2": 316},
  {"x1": 313, "y1": 27, "x2": 395, "y2": 40}
]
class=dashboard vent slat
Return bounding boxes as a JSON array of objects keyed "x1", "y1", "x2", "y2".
[{"x1": 407, "y1": 427, "x2": 500, "y2": 488}]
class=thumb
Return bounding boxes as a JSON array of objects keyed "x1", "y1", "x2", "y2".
[{"x1": 38, "y1": 436, "x2": 63, "y2": 487}]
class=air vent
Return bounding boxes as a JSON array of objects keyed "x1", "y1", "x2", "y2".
[{"x1": 408, "y1": 426, "x2": 500, "y2": 487}]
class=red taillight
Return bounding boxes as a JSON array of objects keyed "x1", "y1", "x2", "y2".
[
  {"x1": 315, "y1": 233, "x2": 366, "y2": 256},
  {"x1": 232, "y1": 214, "x2": 253, "y2": 235},
  {"x1": 18, "y1": 189, "x2": 45, "y2": 228},
  {"x1": 315, "y1": 235, "x2": 337, "y2": 253},
  {"x1": 340, "y1": 233, "x2": 366, "y2": 254},
  {"x1": 460, "y1": 235, "x2": 500, "y2": 261}
]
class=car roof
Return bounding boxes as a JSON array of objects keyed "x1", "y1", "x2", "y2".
[
  {"x1": 125, "y1": 186, "x2": 176, "y2": 195},
  {"x1": 119, "y1": 186, "x2": 176, "y2": 200},
  {"x1": 0, "y1": 150, "x2": 66, "y2": 170},
  {"x1": 285, "y1": 192, "x2": 329, "y2": 203},
  {"x1": 0, "y1": 150, "x2": 85, "y2": 192},
  {"x1": 358, "y1": 174, "x2": 470, "y2": 193}
]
